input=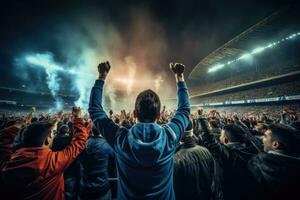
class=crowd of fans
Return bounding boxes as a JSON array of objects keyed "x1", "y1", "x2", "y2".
[{"x1": 0, "y1": 61, "x2": 299, "y2": 200}]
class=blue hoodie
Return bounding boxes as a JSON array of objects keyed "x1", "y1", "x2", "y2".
[{"x1": 89, "y1": 80, "x2": 190, "y2": 200}]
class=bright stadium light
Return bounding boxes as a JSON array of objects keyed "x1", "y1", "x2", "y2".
[
  {"x1": 237, "y1": 53, "x2": 251, "y2": 60},
  {"x1": 208, "y1": 64, "x2": 225, "y2": 73},
  {"x1": 207, "y1": 31, "x2": 300, "y2": 73},
  {"x1": 251, "y1": 47, "x2": 265, "y2": 54}
]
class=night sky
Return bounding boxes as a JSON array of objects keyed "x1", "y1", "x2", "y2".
[{"x1": 0, "y1": 0, "x2": 296, "y2": 108}]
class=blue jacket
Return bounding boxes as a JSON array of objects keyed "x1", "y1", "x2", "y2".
[
  {"x1": 79, "y1": 135, "x2": 115, "y2": 198},
  {"x1": 89, "y1": 80, "x2": 190, "y2": 200}
]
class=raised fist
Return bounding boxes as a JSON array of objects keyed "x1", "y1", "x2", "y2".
[
  {"x1": 72, "y1": 106, "x2": 82, "y2": 119},
  {"x1": 98, "y1": 61, "x2": 111, "y2": 80},
  {"x1": 197, "y1": 109, "x2": 203, "y2": 116},
  {"x1": 170, "y1": 62, "x2": 185, "y2": 74}
]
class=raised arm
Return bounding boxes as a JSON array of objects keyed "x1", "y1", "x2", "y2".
[
  {"x1": 51, "y1": 107, "x2": 91, "y2": 172},
  {"x1": 88, "y1": 61, "x2": 119, "y2": 147},
  {"x1": 167, "y1": 63, "x2": 190, "y2": 144}
]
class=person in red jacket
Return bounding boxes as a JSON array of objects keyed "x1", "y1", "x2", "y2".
[{"x1": 0, "y1": 107, "x2": 91, "y2": 200}]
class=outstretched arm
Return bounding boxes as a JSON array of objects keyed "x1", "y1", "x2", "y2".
[
  {"x1": 88, "y1": 61, "x2": 119, "y2": 147},
  {"x1": 52, "y1": 107, "x2": 91, "y2": 172},
  {"x1": 167, "y1": 63, "x2": 190, "y2": 144},
  {"x1": 197, "y1": 109, "x2": 231, "y2": 165}
]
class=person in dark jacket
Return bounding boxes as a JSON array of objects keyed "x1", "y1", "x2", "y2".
[
  {"x1": 88, "y1": 61, "x2": 190, "y2": 199},
  {"x1": 51, "y1": 124, "x2": 81, "y2": 200},
  {"x1": 174, "y1": 120, "x2": 222, "y2": 200},
  {"x1": 79, "y1": 125, "x2": 115, "y2": 200},
  {"x1": 198, "y1": 109, "x2": 256, "y2": 200},
  {"x1": 248, "y1": 123, "x2": 300, "y2": 200}
]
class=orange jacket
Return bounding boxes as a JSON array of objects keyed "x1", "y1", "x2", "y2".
[{"x1": 0, "y1": 119, "x2": 90, "y2": 200}]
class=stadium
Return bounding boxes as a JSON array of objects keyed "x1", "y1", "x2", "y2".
[
  {"x1": 0, "y1": 1, "x2": 299, "y2": 200},
  {"x1": 188, "y1": 6, "x2": 300, "y2": 113}
]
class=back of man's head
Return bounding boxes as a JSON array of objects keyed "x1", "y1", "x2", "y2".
[
  {"x1": 222, "y1": 124, "x2": 246, "y2": 143},
  {"x1": 23, "y1": 121, "x2": 54, "y2": 147},
  {"x1": 135, "y1": 89, "x2": 161, "y2": 123},
  {"x1": 58, "y1": 125, "x2": 69, "y2": 136},
  {"x1": 209, "y1": 120, "x2": 219, "y2": 129},
  {"x1": 268, "y1": 123, "x2": 300, "y2": 156}
]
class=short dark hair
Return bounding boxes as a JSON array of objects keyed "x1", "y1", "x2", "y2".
[
  {"x1": 23, "y1": 121, "x2": 54, "y2": 147},
  {"x1": 135, "y1": 89, "x2": 161, "y2": 122},
  {"x1": 268, "y1": 123, "x2": 300, "y2": 156},
  {"x1": 222, "y1": 124, "x2": 246, "y2": 143},
  {"x1": 209, "y1": 120, "x2": 218, "y2": 129},
  {"x1": 58, "y1": 125, "x2": 69, "y2": 136}
]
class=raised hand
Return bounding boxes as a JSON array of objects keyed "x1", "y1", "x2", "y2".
[
  {"x1": 98, "y1": 61, "x2": 111, "y2": 80},
  {"x1": 170, "y1": 62, "x2": 185, "y2": 82},
  {"x1": 72, "y1": 106, "x2": 82, "y2": 119},
  {"x1": 170, "y1": 62, "x2": 185, "y2": 74}
]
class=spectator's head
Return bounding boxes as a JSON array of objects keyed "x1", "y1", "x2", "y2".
[
  {"x1": 121, "y1": 119, "x2": 131, "y2": 129},
  {"x1": 208, "y1": 120, "x2": 219, "y2": 129},
  {"x1": 263, "y1": 123, "x2": 300, "y2": 156},
  {"x1": 220, "y1": 124, "x2": 246, "y2": 145},
  {"x1": 58, "y1": 124, "x2": 69, "y2": 136},
  {"x1": 181, "y1": 120, "x2": 195, "y2": 143},
  {"x1": 255, "y1": 123, "x2": 268, "y2": 134},
  {"x1": 134, "y1": 89, "x2": 161, "y2": 123},
  {"x1": 23, "y1": 120, "x2": 57, "y2": 148}
]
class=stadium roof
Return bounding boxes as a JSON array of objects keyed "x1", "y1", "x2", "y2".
[{"x1": 188, "y1": 5, "x2": 299, "y2": 80}]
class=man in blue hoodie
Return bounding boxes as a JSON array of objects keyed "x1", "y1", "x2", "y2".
[{"x1": 88, "y1": 61, "x2": 190, "y2": 200}]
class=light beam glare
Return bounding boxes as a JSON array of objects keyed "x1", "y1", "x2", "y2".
[{"x1": 207, "y1": 31, "x2": 300, "y2": 73}]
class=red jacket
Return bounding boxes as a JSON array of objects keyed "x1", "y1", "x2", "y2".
[
  {"x1": 0, "y1": 125, "x2": 20, "y2": 162},
  {"x1": 0, "y1": 119, "x2": 90, "y2": 200}
]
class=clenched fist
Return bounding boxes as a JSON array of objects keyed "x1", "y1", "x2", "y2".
[
  {"x1": 98, "y1": 61, "x2": 111, "y2": 80},
  {"x1": 170, "y1": 62, "x2": 185, "y2": 74}
]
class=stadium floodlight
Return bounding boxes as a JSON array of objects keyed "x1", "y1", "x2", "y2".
[
  {"x1": 251, "y1": 47, "x2": 265, "y2": 54},
  {"x1": 207, "y1": 31, "x2": 300, "y2": 73},
  {"x1": 208, "y1": 64, "x2": 225, "y2": 73},
  {"x1": 237, "y1": 53, "x2": 251, "y2": 60}
]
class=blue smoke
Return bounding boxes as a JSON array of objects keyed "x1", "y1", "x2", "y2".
[{"x1": 20, "y1": 53, "x2": 65, "y2": 111}]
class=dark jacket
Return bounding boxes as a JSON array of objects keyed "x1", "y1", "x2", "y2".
[
  {"x1": 79, "y1": 135, "x2": 115, "y2": 199},
  {"x1": 51, "y1": 135, "x2": 81, "y2": 200},
  {"x1": 88, "y1": 80, "x2": 190, "y2": 200},
  {"x1": 248, "y1": 151, "x2": 300, "y2": 200},
  {"x1": 174, "y1": 138, "x2": 223, "y2": 200},
  {"x1": 198, "y1": 117, "x2": 256, "y2": 200},
  {"x1": 0, "y1": 119, "x2": 89, "y2": 200}
]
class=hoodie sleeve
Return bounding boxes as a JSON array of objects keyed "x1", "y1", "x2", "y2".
[
  {"x1": 167, "y1": 81, "x2": 190, "y2": 144},
  {"x1": 88, "y1": 80, "x2": 120, "y2": 147},
  {"x1": 0, "y1": 126, "x2": 20, "y2": 164},
  {"x1": 50, "y1": 118, "x2": 89, "y2": 173}
]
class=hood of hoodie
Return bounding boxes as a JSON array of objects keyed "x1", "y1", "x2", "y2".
[
  {"x1": 1, "y1": 147, "x2": 51, "y2": 187},
  {"x1": 126, "y1": 122, "x2": 173, "y2": 167}
]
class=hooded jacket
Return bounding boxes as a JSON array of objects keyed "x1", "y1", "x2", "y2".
[
  {"x1": 89, "y1": 80, "x2": 190, "y2": 200},
  {"x1": 248, "y1": 151, "x2": 300, "y2": 200},
  {"x1": 79, "y1": 135, "x2": 115, "y2": 199},
  {"x1": 0, "y1": 119, "x2": 89, "y2": 200}
]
